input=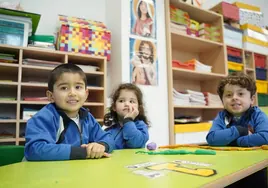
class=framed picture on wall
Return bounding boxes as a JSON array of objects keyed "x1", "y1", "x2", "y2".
[
  {"x1": 129, "y1": 37, "x2": 158, "y2": 86},
  {"x1": 130, "y1": 0, "x2": 156, "y2": 39}
]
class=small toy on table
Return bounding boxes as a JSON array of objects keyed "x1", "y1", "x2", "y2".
[
  {"x1": 136, "y1": 149, "x2": 216, "y2": 155},
  {"x1": 146, "y1": 142, "x2": 157, "y2": 150}
]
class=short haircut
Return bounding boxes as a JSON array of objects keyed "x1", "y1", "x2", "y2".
[
  {"x1": 217, "y1": 72, "x2": 256, "y2": 100},
  {"x1": 48, "y1": 64, "x2": 87, "y2": 91}
]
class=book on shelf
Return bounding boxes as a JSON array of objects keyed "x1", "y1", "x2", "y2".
[
  {"x1": 0, "y1": 97, "x2": 16, "y2": 101},
  {"x1": 23, "y1": 97, "x2": 48, "y2": 101},
  {"x1": 0, "y1": 53, "x2": 18, "y2": 63},
  {"x1": 174, "y1": 115, "x2": 202, "y2": 124},
  {"x1": 75, "y1": 64, "x2": 99, "y2": 72},
  {"x1": 22, "y1": 58, "x2": 61, "y2": 67}
]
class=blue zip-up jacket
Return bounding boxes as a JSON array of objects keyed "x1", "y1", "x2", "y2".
[
  {"x1": 206, "y1": 106, "x2": 268, "y2": 147},
  {"x1": 25, "y1": 103, "x2": 114, "y2": 161},
  {"x1": 105, "y1": 118, "x2": 149, "y2": 149}
]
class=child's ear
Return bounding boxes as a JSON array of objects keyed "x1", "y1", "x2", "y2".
[
  {"x1": 46, "y1": 90, "x2": 54, "y2": 102},
  {"x1": 250, "y1": 94, "x2": 256, "y2": 105},
  {"x1": 83, "y1": 89, "x2": 89, "y2": 102}
]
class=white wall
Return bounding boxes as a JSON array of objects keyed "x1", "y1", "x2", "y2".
[
  {"x1": 106, "y1": 0, "x2": 169, "y2": 146},
  {"x1": 202, "y1": 0, "x2": 268, "y2": 27},
  {"x1": 1, "y1": 0, "x2": 106, "y2": 35}
]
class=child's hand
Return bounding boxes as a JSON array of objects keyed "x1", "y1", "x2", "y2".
[
  {"x1": 124, "y1": 106, "x2": 139, "y2": 120},
  {"x1": 248, "y1": 125, "x2": 254, "y2": 135},
  {"x1": 82, "y1": 143, "x2": 106, "y2": 159}
]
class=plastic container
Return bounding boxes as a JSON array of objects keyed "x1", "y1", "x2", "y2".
[
  {"x1": 258, "y1": 94, "x2": 268, "y2": 106},
  {"x1": 221, "y1": 2, "x2": 240, "y2": 21},
  {"x1": 228, "y1": 61, "x2": 244, "y2": 71},
  {"x1": 254, "y1": 54, "x2": 266, "y2": 68},
  {"x1": 256, "y1": 80, "x2": 268, "y2": 94},
  {"x1": 228, "y1": 55, "x2": 242, "y2": 63},
  {"x1": 227, "y1": 46, "x2": 242, "y2": 57},
  {"x1": 228, "y1": 69, "x2": 239, "y2": 75},
  {"x1": 224, "y1": 25, "x2": 243, "y2": 49},
  {"x1": 256, "y1": 68, "x2": 267, "y2": 80}
]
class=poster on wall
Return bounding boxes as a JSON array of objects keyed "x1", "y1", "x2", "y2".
[
  {"x1": 130, "y1": 0, "x2": 156, "y2": 39},
  {"x1": 129, "y1": 37, "x2": 158, "y2": 86}
]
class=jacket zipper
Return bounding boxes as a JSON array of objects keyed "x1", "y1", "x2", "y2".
[
  {"x1": 73, "y1": 120, "x2": 82, "y2": 145},
  {"x1": 114, "y1": 127, "x2": 123, "y2": 141}
]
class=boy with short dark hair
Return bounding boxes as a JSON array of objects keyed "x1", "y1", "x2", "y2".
[
  {"x1": 206, "y1": 72, "x2": 268, "y2": 146},
  {"x1": 25, "y1": 63, "x2": 114, "y2": 161}
]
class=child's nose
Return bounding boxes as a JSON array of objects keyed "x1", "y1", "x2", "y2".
[
  {"x1": 68, "y1": 88, "x2": 77, "y2": 96},
  {"x1": 232, "y1": 94, "x2": 239, "y2": 100}
]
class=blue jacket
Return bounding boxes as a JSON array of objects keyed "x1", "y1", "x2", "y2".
[
  {"x1": 25, "y1": 103, "x2": 114, "y2": 161},
  {"x1": 206, "y1": 106, "x2": 268, "y2": 147},
  {"x1": 105, "y1": 118, "x2": 149, "y2": 149}
]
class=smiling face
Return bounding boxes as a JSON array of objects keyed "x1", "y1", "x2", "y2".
[
  {"x1": 113, "y1": 89, "x2": 139, "y2": 120},
  {"x1": 46, "y1": 72, "x2": 88, "y2": 118},
  {"x1": 222, "y1": 84, "x2": 254, "y2": 116},
  {"x1": 139, "y1": 1, "x2": 148, "y2": 15}
]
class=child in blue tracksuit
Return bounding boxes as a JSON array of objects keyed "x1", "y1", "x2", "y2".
[
  {"x1": 25, "y1": 64, "x2": 114, "y2": 161},
  {"x1": 104, "y1": 83, "x2": 149, "y2": 149},
  {"x1": 206, "y1": 72, "x2": 268, "y2": 147}
]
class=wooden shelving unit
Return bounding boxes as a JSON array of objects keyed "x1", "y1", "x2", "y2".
[
  {"x1": 226, "y1": 45, "x2": 268, "y2": 106},
  {"x1": 165, "y1": 0, "x2": 226, "y2": 144},
  {"x1": 0, "y1": 44, "x2": 107, "y2": 145},
  {"x1": 209, "y1": 2, "x2": 268, "y2": 108}
]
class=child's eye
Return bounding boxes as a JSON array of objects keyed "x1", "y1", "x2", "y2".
[
  {"x1": 60, "y1": 87, "x2": 68, "y2": 90},
  {"x1": 119, "y1": 99, "x2": 124, "y2": 103},
  {"x1": 239, "y1": 92, "x2": 244, "y2": 96},
  {"x1": 76, "y1": 85, "x2": 83, "y2": 90},
  {"x1": 225, "y1": 94, "x2": 232, "y2": 97},
  {"x1": 130, "y1": 100, "x2": 136, "y2": 104}
]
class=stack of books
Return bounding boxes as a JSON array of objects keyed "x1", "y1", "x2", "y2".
[{"x1": 173, "y1": 88, "x2": 190, "y2": 106}]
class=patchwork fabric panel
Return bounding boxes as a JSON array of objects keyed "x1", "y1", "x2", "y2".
[{"x1": 57, "y1": 15, "x2": 111, "y2": 60}]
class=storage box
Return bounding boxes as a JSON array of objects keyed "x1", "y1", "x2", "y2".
[
  {"x1": 256, "y1": 68, "x2": 267, "y2": 80},
  {"x1": 213, "y1": 2, "x2": 239, "y2": 21},
  {"x1": 227, "y1": 46, "x2": 242, "y2": 57},
  {"x1": 228, "y1": 61, "x2": 243, "y2": 71},
  {"x1": 175, "y1": 122, "x2": 212, "y2": 144},
  {"x1": 254, "y1": 54, "x2": 266, "y2": 68},
  {"x1": 233, "y1": 2, "x2": 260, "y2": 12},
  {"x1": 241, "y1": 24, "x2": 268, "y2": 43},
  {"x1": 258, "y1": 94, "x2": 268, "y2": 106},
  {"x1": 57, "y1": 15, "x2": 111, "y2": 60},
  {"x1": 243, "y1": 36, "x2": 268, "y2": 54},
  {"x1": 228, "y1": 55, "x2": 242, "y2": 63},
  {"x1": 239, "y1": 9, "x2": 264, "y2": 28},
  {"x1": 256, "y1": 80, "x2": 268, "y2": 94},
  {"x1": 224, "y1": 24, "x2": 243, "y2": 48}
]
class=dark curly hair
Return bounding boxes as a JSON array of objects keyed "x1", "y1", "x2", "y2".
[
  {"x1": 104, "y1": 83, "x2": 149, "y2": 127},
  {"x1": 217, "y1": 72, "x2": 256, "y2": 100}
]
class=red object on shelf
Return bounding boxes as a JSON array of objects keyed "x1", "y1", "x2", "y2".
[
  {"x1": 254, "y1": 54, "x2": 266, "y2": 68},
  {"x1": 221, "y1": 2, "x2": 239, "y2": 21},
  {"x1": 227, "y1": 47, "x2": 241, "y2": 57},
  {"x1": 186, "y1": 28, "x2": 199, "y2": 37},
  {"x1": 172, "y1": 60, "x2": 195, "y2": 70}
]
